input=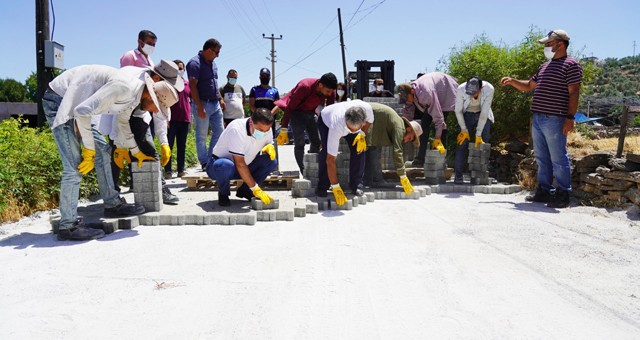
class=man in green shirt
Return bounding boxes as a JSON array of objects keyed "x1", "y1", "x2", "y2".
[{"x1": 364, "y1": 102, "x2": 422, "y2": 194}]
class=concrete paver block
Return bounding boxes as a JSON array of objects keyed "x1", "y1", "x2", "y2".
[
  {"x1": 275, "y1": 210, "x2": 294, "y2": 221},
  {"x1": 117, "y1": 216, "x2": 139, "y2": 230},
  {"x1": 365, "y1": 192, "x2": 375, "y2": 202},
  {"x1": 306, "y1": 203, "x2": 319, "y2": 214},
  {"x1": 138, "y1": 213, "x2": 159, "y2": 226},
  {"x1": 235, "y1": 214, "x2": 256, "y2": 225},
  {"x1": 294, "y1": 207, "x2": 306, "y2": 217},
  {"x1": 293, "y1": 179, "x2": 312, "y2": 189},
  {"x1": 251, "y1": 198, "x2": 279, "y2": 210}
]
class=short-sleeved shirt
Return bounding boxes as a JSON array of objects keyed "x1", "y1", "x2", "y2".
[
  {"x1": 211, "y1": 118, "x2": 274, "y2": 165},
  {"x1": 220, "y1": 84, "x2": 246, "y2": 119},
  {"x1": 530, "y1": 56, "x2": 583, "y2": 116},
  {"x1": 250, "y1": 85, "x2": 280, "y2": 111},
  {"x1": 186, "y1": 51, "x2": 221, "y2": 101},
  {"x1": 278, "y1": 78, "x2": 336, "y2": 128},
  {"x1": 320, "y1": 100, "x2": 374, "y2": 156},
  {"x1": 119, "y1": 49, "x2": 154, "y2": 68}
]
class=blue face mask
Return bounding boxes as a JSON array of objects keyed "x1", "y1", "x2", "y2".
[
  {"x1": 253, "y1": 128, "x2": 268, "y2": 140},
  {"x1": 229, "y1": 77, "x2": 237, "y2": 85}
]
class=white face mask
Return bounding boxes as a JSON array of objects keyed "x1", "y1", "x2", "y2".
[
  {"x1": 376, "y1": 85, "x2": 384, "y2": 92},
  {"x1": 544, "y1": 46, "x2": 555, "y2": 60},
  {"x1": 178, "y1": 70, "x2": 185, "y2": 78},
  {"x1": 141, "y1": 43, "x2": 155, "y2": 56},
  {"x1": 337, "y1": 89, "x2": 345, "y2": 97}
]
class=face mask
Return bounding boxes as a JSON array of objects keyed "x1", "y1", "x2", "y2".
[
  {"x1": 544, "y1": 46, "x2": 555, "y2": 60},
  {"x1": 260, "y1": 77, "x2": 270, "y2": 85},
  {"x1": 228, "y1": 77, "x2": 237, "y2": 85},
  {"x1": 178, "y1": 70, "x2": 185, "y2": 78},
  {"x1": 141, "y1": 43, "x2": 154, "y2": 56},
  {"x1": 253, "y1": 128, "x2": 268, "y2": 140},
  {"x1": 376, "y1": 85, "x2": 384, "y2": 92},
  {"x1": 337, "y1": 89, "x2": 345, "y2": 97}
]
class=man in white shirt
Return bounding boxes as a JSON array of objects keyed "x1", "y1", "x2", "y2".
[
  {"x1": 316, "y1": 100, "x2": 374, "y2": 205},
  {"x1": 220, "y1": 69, "x2": 246, "y2": 127},
  {"x1": 453, "y1": 76, "x2": 494, "y2": 184},
  {"x1": 43, "y1": 65, "x2": 166, "y2": 241},
  {"x1": 206, "y1": 108, "x2": 278, "y2": 207}
]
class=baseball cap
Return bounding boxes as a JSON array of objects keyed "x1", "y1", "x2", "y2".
[
  {"x1": 538, "y1": 29, "x2": 570, "y2": 44},
  {"x1": 260, "y1": 68, "x2": 271, "y2": 75},
  {"x1": 148, "y1": 59, "x2": 185, "y2": 92},
  {"x1": 465, "y1": 77, "x2": 482, "y2": 95}
]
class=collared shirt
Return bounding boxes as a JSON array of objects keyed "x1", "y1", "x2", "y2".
[
  {"x1": 454, "y1": 81, "x2": 495, "y2": 136},
  {"x1": 220, "y1": 83, "x2": 246, "y2": 119},
  {"x1": 277, "y1": 78, "x2": 335, "y2": 128},
  {"x1": 250, "y1": 85, "x2": 280, "y2": 111},
  {"x1": 48, "y1": 65, "x2": 144, "y2": 150},
  {"x1": 212, "y1": 118, "x2": 273, "y2": 165},
  {"x1": 366, "y1": 102, "x2": 409, "y2": 176},
  {"x1": 320, "y1": 100, "x2": 374, "y2": 156},
  {"x1": 530, "y1": 56, "x2": 583, "y2": 116},
  {"x1": 186, "y1": 51, "x2": 221, "y2": 101},
  {"x1": 119, "y1": 48, "x2": 155, "y2": 68},
  {"x1": 170, "y1": 78, "x2": 191, "y2": 123},
  {"x1": 402, "y1": 72, "x2": 458, "y2": 137}
]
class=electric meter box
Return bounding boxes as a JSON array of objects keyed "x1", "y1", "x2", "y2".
[{"x1": 44, "y1": 41, "x2": 64, "y2": 69}]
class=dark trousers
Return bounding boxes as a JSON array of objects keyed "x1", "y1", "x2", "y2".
[
  {"x1": 455, "y1": 112, "x2": 491, "y2": 179},
  {"x1": 108, "y1": 138, "x2": 131, "y2": 191},
  {"x1": 317, "y1": 115, "x2": 365, "y2": 193},
  {"x1": 165, "y1": 121, "x2": 190, "y2": 174},
  {"x1": 130, "y1": 116, "x2": 167, "y2": 187},
  {"x1": 363, "y1": 146, "x2": 385, "y2": 184},
  {"x1": 290, "y1": 110, "x2": 321, "y2": 171},
  {"x1": 416, "y1": 111, "x2": 451, "y2": 161}
]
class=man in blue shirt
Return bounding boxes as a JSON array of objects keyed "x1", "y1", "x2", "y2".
[
  {"x1": 186, "y1": 38, "x2": 226, "y2": 170},
  {"x1": 249, "y1": 68, "x2": 280, "y2": 136}
]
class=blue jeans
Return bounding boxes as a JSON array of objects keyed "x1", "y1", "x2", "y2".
[
  {"x1": 43, "y1": 89, "x2": 121, "y2": 229},
  {"x1": 455, "y1": 112, "x2": 491, "y2": 179},
  {"x1": 532, "y1": 112, "x2": 571, "y2": 192},
  {"x1": 205, "y1": 154, "x2": 277, "y2": 196},
  {"x1": 193, "y1": 100, "x2": 224, "y2": 166}
]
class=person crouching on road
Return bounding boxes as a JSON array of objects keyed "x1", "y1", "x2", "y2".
[
  {"x1": 206, "y1": 108, "x2": 278, "y2": 207},
  {"x1": 316, "y1": 100, "x2": 374, "y2": 205}
]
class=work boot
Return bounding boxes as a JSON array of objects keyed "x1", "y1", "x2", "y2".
[
  {"x1": 410, "y1": 158, "x2": 424, "y2": 168},
  {"x1": 525, "y1": 188, "x2": 551, "y2": 203},
  {"x1": 218, "y1": 193, "x2": 230, "y2": 207},
  {"x1": 162, "y1": 186, "x2": 179, "y2": 205},
  {"x1": 547, "y1": 189, "x2": 570, "y2": 209},
  {"x1": 236, "y1": 184, "x2": 253, "y2": 201},
  {"x1": 57, "y1": 220, "x2": 105, "y2": 241},
  {"x1": 453, "y1": 175, "x2": 464, "y2": 185},
  {"x1": 104, "y1": 197, "x2": 145, "y2": 217}
]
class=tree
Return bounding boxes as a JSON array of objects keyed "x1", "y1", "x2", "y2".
[
  {"x1": 0, "y1": 78, "x2": 27, "y2": 102},
  {"x1": 24, "y1": 72, "x2": 38, "y2": 103}
]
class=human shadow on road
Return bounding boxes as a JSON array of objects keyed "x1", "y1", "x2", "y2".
[
  {"x1": 0, "y1": 229, "x2": 140, "y2": 249},
  {"x1": 479, "y1": 200, "x2": 560, "y2": 214}
]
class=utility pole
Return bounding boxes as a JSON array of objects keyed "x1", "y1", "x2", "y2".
[
  {"x1": 337, "y1": 8, "x2": 348, "y2": 92},
  {"x1": 262, "y1": 33, "x2": 282, "y2": 88},
  {"x1": 36, "y1": 0, "x2": 54, "y2": 127}
]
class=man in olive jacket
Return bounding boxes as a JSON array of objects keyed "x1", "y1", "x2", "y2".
[{"x1": 364, "y1": 102, "x2": 422, "y2": 194}]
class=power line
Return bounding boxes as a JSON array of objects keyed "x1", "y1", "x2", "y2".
[
  {"x1": 261, "y1": 0, "x2": 281, "y2": 34},
  {"x1": 345, "y1": 0, "x2": 365, "y2": 29}
]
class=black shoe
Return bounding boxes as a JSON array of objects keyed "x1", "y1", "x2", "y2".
[
  {"x1": 219, "y1": 193, "x2": 230, "y2": 206},
  {"x1": 547, "y1": 189, "x2": 570, "y2": 209},
  {"x1": 454, "y1": 176, "x2": 464, "y2": 185},
  {"x1": 201, "y1": 163, "x2": 207, "y2": 171},
  {"x1": 525, "y1": 188, "x2": 551, "y2": 203},
  {"x1": 370, "y1": 180, "x2": 395, "y2": 189},
  {"x1": 104, "y1": 198, "x2": 146, "y2": 218},
  {"x1": 351, "y1": 188, "x2": 364, "y2": 197},
  {"x1": 410, "y1": 159, "x2": 424, "y2": 167},
  {"x1": 315, "y1": 188, "x2": 328, "y2": 197},
  {"x1": 162, "y1": 186, "x2": 179, "y2": 205},
  {"x1": 236, "y1": 185, "x2": 253, "y2": 201},
  {"x1": 57, "y1": 220, "x2": 105, "y2": 241}
]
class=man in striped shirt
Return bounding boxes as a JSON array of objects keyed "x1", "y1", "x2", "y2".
[{"x1": 500, "y1": 29, "x2": 583, "y2": 209}]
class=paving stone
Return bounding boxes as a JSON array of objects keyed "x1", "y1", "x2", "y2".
[
  {"x1": 159, "y1": 215, "x2": 173, "y2": 225},
  {"x1": 292, "y1": 188, "x2": 315, "y2": 198},
  {"x1": 235, "y1": 214, "x2": 256, "y2": 225},
  {"x1": 357, "y1": 195, "x2": 367, "y2": 205},
  {"x1": 365, "y1": 192, "x2": 375, "y2": 202},
  {"x1": 438, "y1": 183, "x2": 454, "y2": 193},
  {"x1": 184, "y1": 214, "x2": 205, "y2": 225},
  {"x1": 228, "y1": 214, "x2": 237, "y2": 225},
  {"x1": 490, "y1": 186, "x2": 506, "y2": 194},
  {"x1": 469, "y1": 163, "x2": 490, "y2": 171},
  {"x1": 506, "y1": 185, "x2": 522, "y2": 194},
  {"x1": 172, "y1": 215, "x2": 186, "y2": 226},
  {"x1": 138, "y1": 213, "x2": 159, "y2": 226},
  {"x1": 306, "y1": 202, "x2": 319, "y2": 214},
  {"x1": 319, "y1": 200, "x2": 329, "y2": 211},
  {"x1": 292, "y1": 179, "x2": 312, "y2": 189},
  {"x1": 471, "y1": 171, "x2": 490, "y2": 179},
  {"x1": 117, "y1": 216, "x2": 139, "y2": 230},
  {"x1": 329, "y1": 200, "x2": 353, "y2": 210},
  {"x1": 294, "y1": 207, "x2": 307, "y2": 217},
  {"x1": 276, "y1": 210, "x2": 294, "y2": 221},
  {"x1": 472, "y1": 185, "x2": 489, "y2": 194},
  {"x1": 352, "y1": 197, "x2": 358, "y2": 207},
  {"x1": 100, "y1": 219, "x2": 117, "y2": 234},
  {"x1": 424, "y1": 163, "x2": 445, "y2": 171},
  {"x1": 251, "y1": 198, "x2": 279, "y2": 210},
  {"x1": 429, "y1": 185, "x2": 440, "y2": 193},
  {"x1": 470, "y1": 178, "x2": 491, "y2": 185},
  {"x1": 454, "y1": 184, "x2": 471, "y2": 193}
]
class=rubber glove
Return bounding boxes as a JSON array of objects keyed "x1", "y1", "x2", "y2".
[
  {"x1": 160, "y1": 144, "x2": 171, "y2": 167},
  {"x1": 474, "y1": 136, "x2": 485, "y2": 148},
  {"x1": 400, "y1": 175, "x2": 414, "y2": 195},
  {"x1": 432, "y1": 138, "x2": 445, "y2": 154},
  {"x1": 261, "y1": 144, "x2": 276, "y2": 161},
  {"x1": 276, "y1": 128, "x2": 289, "y2": 145},
  {"x1": 331, "y1": 184, "x2": 348, "y2": 206},
  {"x1": 113, "y1": 147, "x2": 131, "y2": 169},
  {"x1": 78, "y1": 148, "x2": 96, "y2": 175},
  {"x1": 352, "y1": 131, "x2": 367, "y2": 153},
  {"x1": 251, "y1": 186, "x2": 272, "y2": 205},
  {"x1": 132, "y1": 151, "x2": 156, "y2": 168},
  {"x1": 457, "y1": 130, "x2": 470, "y2": 145}
]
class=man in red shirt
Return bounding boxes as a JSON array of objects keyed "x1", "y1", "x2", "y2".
[{"x1": 273, "y1": 73, "x2": 337, "y2": 172}]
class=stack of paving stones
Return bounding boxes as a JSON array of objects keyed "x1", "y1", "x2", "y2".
[
  {"x1": 302, "y1": 153, "x2": 319, "y2": 189},
  {"x1": 132, "y1": 161, "x2": 163, "y2": 212},
  {"x1": 469, "y1": 143, "x2": 491, "y2": 185},
  {"x1": 424, "y1": 150, "x2": 447, "y2": 185}
]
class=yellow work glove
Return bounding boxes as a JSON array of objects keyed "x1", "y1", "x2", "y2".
[
  {"x1": 276, "y1": 128, "x2": 289, "y2": 145},
  {"x1": 113, "y1": 147, "x2": 131, "y2": 169},
  {"x1": 457, "y1": 130, "x2": 470, "y2": 145},
  {"x1": 132, "y1": 151, "x2": 156, "y2": 168},
  {"x1": 160, "y1": 144, "x2": 171, "y2": 167},
  {"x1": 331, "y1": 184, "x2": 348, "y2": 206},
  {"x1": 78, "y1": 148, "x2": 96, "y2": 175},
  {"x1": 261, "y1": 143, "x2": 276, "y2": 161},
  {"x1": 251, "y1": 186, "x2": 272, "y2": 205},
  {"x1": 432, "y1": 138, "x2": 445, "y2": 154},
  {"x1": 400, "y1": 175, "x2": 414, "y2": 195},
  {"x1": 474, "y1": 136, "x2": 485, "y2": 148},
  {"x1": 352, "y1": 132, "x2": 367, "y2": 153}
]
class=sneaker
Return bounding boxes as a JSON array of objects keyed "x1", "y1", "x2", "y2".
[
  {"x1": 525, "y1": 189, "x2": 551, "y2": 203},
  {"x1": 351, "y1": 188, "x2": 365, "y2": 197},
  {"x1": 236, "y1": 185, "x2": 253, "y2": 201},
  {"x1": 547, "y1": 189, "x2": 570, "y2": 209},
  {"x1": 164, "y1": 172, "x2": 173, "y2": 180},
  {"x1": 178, "y1": 172, "x2": 186, "y2": 178},
  {"x1": 57, "y1": 220, "x2": 105, "y2": 241},
  {"x1": 219, "y1": 193, "x2": 230, "y2": 206},
  {"x1": 104, "y1": 197, "x2": 146, "y2": 218},
  {"x1": 162, "y1": 186, "x2": 179, "y2": 205},
  {"x1": 410, "y1": 159, "x2": 424, "y2": 168}
]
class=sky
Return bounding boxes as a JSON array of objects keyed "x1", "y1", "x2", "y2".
[{"x1": 1, "y1": 0, "x2": 639, "y2": 93}]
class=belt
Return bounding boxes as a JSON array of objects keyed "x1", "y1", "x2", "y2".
[{"x1": 210, "y1": 154, "x2": 220, "y2": 159}]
